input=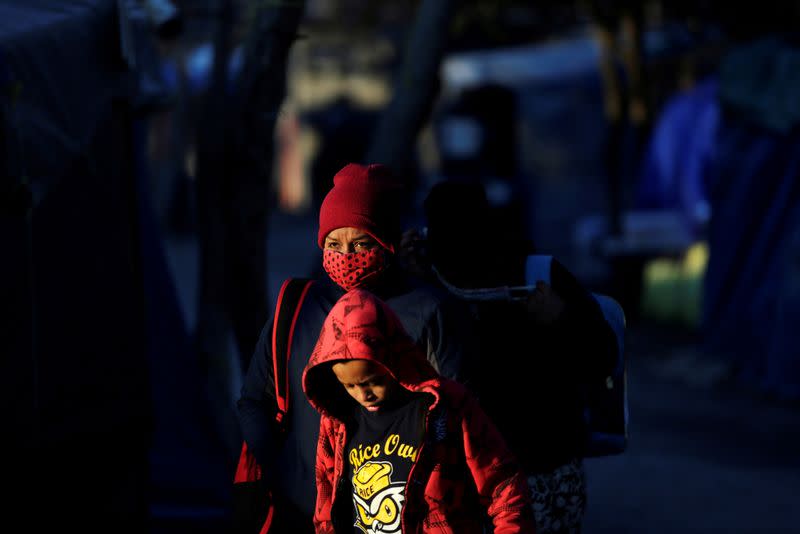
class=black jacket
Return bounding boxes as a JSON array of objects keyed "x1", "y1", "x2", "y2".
[
  {"x1": 237, "y1": 269, "x2": 478, "y2": 516},
  {"x1": 471, "y1": 258, "x2": 619, "y2": 474}
]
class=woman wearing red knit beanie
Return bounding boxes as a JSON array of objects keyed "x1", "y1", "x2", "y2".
[
  {"x1": 317, "y1": 163, "x2": 408, "y2": 291},
  {"x1": 236, "y1": 163, "x2": 480, "y2": 533},
  {"x1": 317, "y1": 163, "x2": 403, "y2": 251}
]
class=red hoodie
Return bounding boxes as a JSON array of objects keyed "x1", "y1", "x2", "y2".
[{"x1": 302, "y1": 289, "x2": 536, "y2": 533}]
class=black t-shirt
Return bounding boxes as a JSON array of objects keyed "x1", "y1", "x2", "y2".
[{"x1": 342, "y1": 393, "x2": 428, "y2": 534}]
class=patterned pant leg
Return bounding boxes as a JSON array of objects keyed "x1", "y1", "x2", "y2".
[{"x1": 527, "y1": 459, "x2": 587, "y2": 534}]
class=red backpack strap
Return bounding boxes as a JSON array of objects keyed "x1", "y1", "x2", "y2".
[
  {"x1": 231, "y1": 278, "x2": 312, "y2": 533},
  {"x1": 271, "y1": 277, "x2": 313, "y2": 426}
]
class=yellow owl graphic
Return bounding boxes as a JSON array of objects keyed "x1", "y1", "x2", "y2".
[{"x1": 351, "y1": 461, "x2": 405, "y2": 533}]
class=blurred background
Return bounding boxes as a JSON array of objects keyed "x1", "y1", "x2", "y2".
[{"x1": 3, "y1": 0, "x2": 800, "y2": 532}]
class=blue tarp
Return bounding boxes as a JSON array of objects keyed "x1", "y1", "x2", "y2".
[
  {"x1": 639, "y1": 68, "x2": 800, "y2": 400},
  {"x1": 1, "y1": 2, "x2": 150, "y2": 529},
  {"x1": 635, "y1": 77, "x2": 718, "y2": 238},
  {"x1": 702, "y1": 112, "x2": 800, "y2": 400},
  {"x1": 1, "y1": 0, "x2": 230, "y2": 527}
]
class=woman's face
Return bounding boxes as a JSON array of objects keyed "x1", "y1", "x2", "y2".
[{"x1": 324, "y1": 227, "x2": 380, "y2": 254}]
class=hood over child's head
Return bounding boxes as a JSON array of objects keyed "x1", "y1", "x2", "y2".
[{"x1": 302, "y1": 289, "x2": 439, "y2": 418}]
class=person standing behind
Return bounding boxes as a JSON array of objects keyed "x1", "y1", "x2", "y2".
[
  {"x1": 302, "y1": 288, "x2": 536, "y2": 533},
  {"x1": 400, "y1": 179, "x2": 619, "y2": 534},
  {"x1": 236, "y1": 164, "x2": 478, "y2": 532}
]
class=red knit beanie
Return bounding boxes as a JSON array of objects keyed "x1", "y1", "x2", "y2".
[{"x1": 317, "y1": 163, "x2": 404, "y2": 252}]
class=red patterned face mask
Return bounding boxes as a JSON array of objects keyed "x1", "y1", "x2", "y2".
[{"x1": 323, "y1": 248, "x2": 389, "y2": 291}]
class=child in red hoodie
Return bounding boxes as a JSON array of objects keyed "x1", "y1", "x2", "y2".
[{"x1": 302, "y1": 288, "x2": 536, "y2": 533}]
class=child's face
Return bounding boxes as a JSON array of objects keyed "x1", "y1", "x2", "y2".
[{"x1": 332, "y1": 360, "x2": 399, "y2": 412}]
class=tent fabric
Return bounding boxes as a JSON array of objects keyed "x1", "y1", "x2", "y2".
[
  {"x1": 717, "y1": 35, "x2": 800, "y2": 134},
  {"x1": 764, "y1": 223, "x2": 800, "y2": 400},
  {"x1": 1, "y1": 0, "x2": 144, "y2": 447},
  {"x1": 634, "y1": 77, "x2": 718, "y2": 238},
  {"x1": 0, "y1": 0, "x2": 127, "y2": 205},
  {"x1": 1, "y1": 2, "x2": 150, "y2": 529},
  {"x1": 1, "y1": 0, "x2": 230, "y2": 527},
  {"x1": 635, "y1": 70, "x2": 800, "y2": 400},
  {"x1": 702, "y1": 115, "x2": 800, "y2": 400}
]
